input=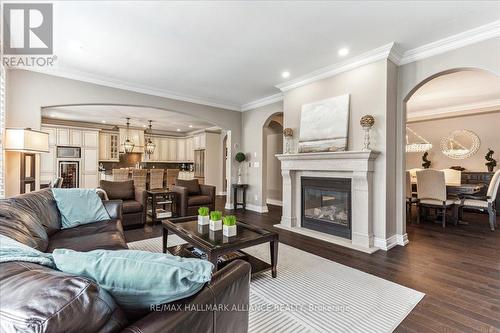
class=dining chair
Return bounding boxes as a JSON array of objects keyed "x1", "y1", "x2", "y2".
[
  {"x1": 458, "y1": 169, "x2": 500, "y2": 231},
  {"x1": 416, "y1": 169, "x2": 456, "y2": 228},
  {"x1": 132, "y1": 169, "x2": 148, "y2": 191},
  {"x1": 149, "y1": 169, "x2": 165, "y2": 190},
  {"x1": 441, "y1": 168, "x2": 461, "y2": 186},
  {"x1": 406, "y1": 171, "x2": 418, "y2": 223},
  {"x1": 112, "y1": 169, "x2": 129, "y2": 181}
]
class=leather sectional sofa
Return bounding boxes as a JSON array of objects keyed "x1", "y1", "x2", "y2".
[{"x1": 0, "y1": 189, "x2": 250, "y2": 333}]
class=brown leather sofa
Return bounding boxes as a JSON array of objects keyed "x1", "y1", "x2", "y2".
[
  {"x1": 171, "y1": 179, "x2": 216, "y2": 216},
  {"x1": 99, "y1": 180, "x2": 147, "y2": 228},
  {"x1": 0, "y1": 189, "x2": 251, "y2": 333}
]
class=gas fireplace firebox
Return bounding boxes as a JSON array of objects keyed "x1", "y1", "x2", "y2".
[{"x1": 301, "y1": 177, "x2": 352, "y2": 239}]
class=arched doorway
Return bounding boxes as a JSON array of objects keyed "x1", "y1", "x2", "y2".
[
  {"x1": 401, "y1": 68, "x2": 500, "y2": 238},
  {"x1": 262, "y1": 112, "x2": 284, "y2": 209}
]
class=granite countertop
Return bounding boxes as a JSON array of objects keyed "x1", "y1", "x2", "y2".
[{"x1": 101, "y1": 169, "x2": 192, "y2": 175}]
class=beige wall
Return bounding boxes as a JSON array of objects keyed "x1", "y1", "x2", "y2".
[
  {"x1": 406, "y1": 111, "x2": 500, "y2": 171},
  {"x1": 282, "y1": 59, "x2": 394, "y2": 243},
  {"x1": 5, "y1": 69, "x2": 242, "y2": 198},
  {"x1": 241, "y1": 101, "x2": 283, "y2": 211}
]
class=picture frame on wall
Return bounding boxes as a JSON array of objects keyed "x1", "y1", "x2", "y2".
[{"x1": 298, "y1": 94, "x2": 350, "y2": 153}]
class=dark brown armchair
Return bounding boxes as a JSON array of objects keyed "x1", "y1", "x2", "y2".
[
  {"x1": 171, "y1": 179, "x2": 216, "y2": 216},
  {"x1": 99, "y1": 180, "x2": 147, "y2": 228}
]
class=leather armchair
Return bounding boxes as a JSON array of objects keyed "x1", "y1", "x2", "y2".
[
  {"x1": 100, "y1": 180, "x2": 147, "y2": 228},
  {"x1": 171, "y1": 179, "x2": 216, "y2": 216}
]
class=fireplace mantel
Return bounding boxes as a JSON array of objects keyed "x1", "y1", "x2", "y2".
[{"x1": 275, "y1": 150, "x2": 380, "y2": 253}]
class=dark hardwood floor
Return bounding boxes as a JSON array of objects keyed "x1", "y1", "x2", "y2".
[{"x1": 125, "y1": 196, "x2": 500, "y2": 333}]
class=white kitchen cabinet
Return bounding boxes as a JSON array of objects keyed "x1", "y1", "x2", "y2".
[
  {"x1": 42, "y1": 127, "x2": 56, "y2": 146},
  {"x1": 82, "y1": 148, "x2": 98, "y2": 188},
  {"x1": 168, "y1": 138, "x2": 177, "y2": 161},
  {"x1": 83, "y1": 131, "x2": 98, "y2": 148},
  {"x1": 193, "y1": 133, "x2": 206, "y2": 150},
  {"x1": 56, "y1": 128, "x2": 70, "y2": 145},
  {"x1": 70, "y1": 130, "x2": 82, "y2": 146},
  {"x1": 159, "y1": 137, "x2": 169, "y2": 161},
  {"x1": 185, "y1": 137, "x2": 194, "y2": 161},
  {"x1": 177, "y1": 138, "x2": 186, "y2": 161},
  {"x1": 99, "y1": 132, "x2": 119, "y2": 162},
  {"x1": 119, "y1": 128, "x2": 144, "y2": 153}
]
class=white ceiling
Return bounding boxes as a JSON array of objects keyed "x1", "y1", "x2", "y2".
[
  {"x1": 407, "y1": 70, "x2": 500, "y2": 121},
  {"x1": 24, "y1": 1, "x2": 500, "y2": 109},
  {"x1": 42, "y1": 105, "x2": 215, "y2": 133}
]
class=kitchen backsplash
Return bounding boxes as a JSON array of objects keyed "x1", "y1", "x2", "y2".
[{"x1": 100, "y1": 153, "x2": 193, "y2": 171}]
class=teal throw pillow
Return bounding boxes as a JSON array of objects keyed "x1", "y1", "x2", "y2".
[
  {"x1": 52, "y1": 249, "x2": 214, "y2": 312},
  {"x1": 52, "y1": 188, "x2": 110, "y2": 229}
]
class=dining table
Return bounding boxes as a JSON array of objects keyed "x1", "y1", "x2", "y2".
[{"x1": 411, "y1": 183, "x2": 485, "y2": 196}]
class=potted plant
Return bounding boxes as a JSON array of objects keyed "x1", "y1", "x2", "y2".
[
  {"x1": 485, "y1": 148, "x2": 497, "y2": 172},
  {"x1": 198, "y1": 207, "x2": 210, "y2": 225},
  {"x1": 235, "y1": 152, "x2": 246, "y2": 184},
  {"x1": 421, "y1": 152, "x2": 431, "y2": 169},
  {"x1": 222, "y1": 215, "x2": 237, "y2": 237},
  {"x1": 209, "y1": 210, "x2": 222, "y2": 231}
]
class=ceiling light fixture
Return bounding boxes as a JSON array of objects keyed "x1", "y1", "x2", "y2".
[
  {"x1": 122, "y1": 117, "x2": 135, "y2": 154},
  {"x1": 144, "y1": 120, "x2": 156, "y2": 156},
  {"x1": 338, "y1": 48, "x2": 349, "y2": 57},
  {"x1": 189, "y1": 125, "x2": 193, "y2": 128},
  {"x1": 176, "y1": 129, "x2": 181, "y2": 132},
  {"x1": 101, "y1": 120, "x2": 106, "y2": 123},
  {"x1": 281, "y1": 71, "x2": 290, "y2": 79}
]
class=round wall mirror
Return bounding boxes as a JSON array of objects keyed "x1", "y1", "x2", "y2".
[{"x1": 440, "y1": 130, "x2": 480, "y2": 159}]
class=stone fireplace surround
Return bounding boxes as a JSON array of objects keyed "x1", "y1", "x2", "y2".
[{"x1": 275, "y1": 150, "x2": 380, "y2": 253}]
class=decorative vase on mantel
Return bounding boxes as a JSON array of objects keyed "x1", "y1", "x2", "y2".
[
  {"x1": 360, "y1": 115, "x2": 375, "y2": 151},
  {"x1": 283, "y1": 128, "x2": 294, "y2": 154}
]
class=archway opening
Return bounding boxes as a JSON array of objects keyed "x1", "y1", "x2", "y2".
[
  {"x1": 402, "y1": 68, "x2": 500, "y2": 239},
  {"x1": 262, "y1": 112, "x2": 284, "y2": 208}
]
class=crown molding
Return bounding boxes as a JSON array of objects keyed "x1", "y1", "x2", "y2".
[
  {"x1": 11, "y1": 67, "x2": 242, "y2": 112},
  {"x1": 275, "y1": 43, "x2": 396, "y2": 92},
  {"x1": 399, "y1": 20, "x2": 500, "y2": 65},
  {"x1": 241, "y1": 93, "x2": 283, "y2": 111},
  {"x1": 407, "y1": 98, "x2": 500, "y2": 122}
]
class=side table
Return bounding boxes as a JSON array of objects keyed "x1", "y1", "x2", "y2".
[
  {"x1": 232, "y1": 184, "x2": 248, "y2": 210},
  {"x1": 146, "y1": 189, "x2": 177, "y2": 223}
]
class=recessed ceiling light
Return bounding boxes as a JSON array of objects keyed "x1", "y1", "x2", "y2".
[
  {"x1": 281, "y1": 71, "x2": 290, "y2": 79},
  {"x1": 338, "y1": 48, "x2": 349, "y2": 57},
  {"x1": 176, "y1": 129, "x2": 181, "y2": 132},
  {"x1": 143, "y1": 124, "x2": 147, "y2": 128},
  {"x1": 50, "y1": 114, "x2": 56, "y2": 118},
  {"x1": 101, "y1": 120, "x2": 106, "y2": 123},
  {"x1": 189, "y1": 125, "x2": 193, "y2": 128}
]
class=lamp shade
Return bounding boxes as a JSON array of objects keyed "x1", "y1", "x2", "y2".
[{"x1": 4, "y1": 128, "x2": 49, "y2": 153}]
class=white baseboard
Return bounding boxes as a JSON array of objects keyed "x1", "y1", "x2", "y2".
[
  {"x1": 246, "y1": 203, "x2": 269, "y2": 213},
  {"x1": 218, "y1": 191, "x2": 227, "y2": 196},
  {"x1": 224, "y1": 202, "x2": 233, "y2": 210},
  {"x1": 374, "y1": 235, "x2": 399, "y2": 251},
  {"x1": 396, "y1": 233, "x2": 409, "y2": 246},
  {"x1": 266, "y1": 199, "x2": 283, "y2": 206}
]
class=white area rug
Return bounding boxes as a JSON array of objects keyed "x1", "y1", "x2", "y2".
[{"x1": 128, "y1": 237, "x2": 424, "y2": 333}]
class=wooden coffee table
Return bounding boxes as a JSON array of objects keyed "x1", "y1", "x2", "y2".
[{"x1": 162, "y1": 216, "x2": 279, "y2": 278}]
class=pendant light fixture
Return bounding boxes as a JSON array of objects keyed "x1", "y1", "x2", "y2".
[
  {"x1": 122, "y1": 117, "x2": 135, "y2": 153},
  {"x1": 406, "y1": 126, "x2": 432, "y2": 153},
  {"x1": 145, "y1": 120, "x2": 156, "y2": 156}
]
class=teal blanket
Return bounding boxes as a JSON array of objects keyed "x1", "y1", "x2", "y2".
[{"x1": 0, "y1": 235, "x2": 54, "y2": 268}]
